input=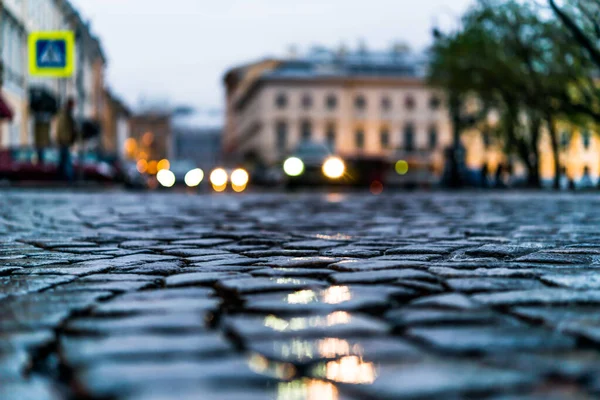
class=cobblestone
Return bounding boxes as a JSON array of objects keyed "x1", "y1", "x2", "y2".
[{"x1": 3, "y1": 190, "x2": 600, "y2": 398}]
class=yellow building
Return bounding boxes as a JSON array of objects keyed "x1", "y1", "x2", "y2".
[{"x1": 223, "y1": 48, "x2": 451, "y2": 174}]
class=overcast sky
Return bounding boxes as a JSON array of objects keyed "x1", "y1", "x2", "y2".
[{"x1": 69, "y1": 0, "x2": 473, "y2": 113}]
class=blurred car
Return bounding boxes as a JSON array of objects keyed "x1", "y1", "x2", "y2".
[
  {"x1": 169, "y1": 160, "x2": 198, "y2": 186},
  {"x1": 0, "y1": 147, "x2": 121, "y2": 184},
  {"x1": 0, "y1": 147, "x2": 59, "y2": 181},
  {"x1": 77, "y1": 152, "x2": 118, "y2": 182},
  {"x1": 118, "y1": 160, "x2": 149, "y2": 189},
  {"x1": 282, "y1": 142, "x2": 346, "y2": 187}
]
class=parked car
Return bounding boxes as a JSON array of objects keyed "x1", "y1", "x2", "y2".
[{"x1": 0, "y1": 147, "x2": 121, "y2": 184}]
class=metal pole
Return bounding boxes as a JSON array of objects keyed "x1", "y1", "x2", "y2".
[{"x1": 75, "y1": 27, "x2": 84, "y2": 183}]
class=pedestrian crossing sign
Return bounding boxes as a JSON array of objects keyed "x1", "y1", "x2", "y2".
[{"x1": 29, "y1": 31, "x2": 75, "y2": 77}]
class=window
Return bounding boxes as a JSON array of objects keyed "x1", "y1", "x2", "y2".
[
  {"x1": 326, "y1": 123, "x2": 336, "y2": 151},
  {"x1": 583, "y1": 130, "x2": 591, "y2": 149},
  {"x1": 301, "y1": 94, "x2": 312, "y2": 109},
  {"x1": 404, "y1": 123, "x2": 415, "y2": 151},
  {"x1": 380, "y1": 128, "x2": 390, "y2": 149},
  {"x1": 301, "y1": 120, "x2": 312, "y2": 142},
  {"x1": 381, "y1": 96, "x2": 391, "y2": 111},
  {"x1": 276, "y1": 121, "x2": 287, "y2": 152},
  {"x1": 326, "y1": 94, "x2": 337, "y2": 110},
  {"x1": 405, "y1": 95, "x2": 416, "y2": 111},
  {"x1": 428, "y1": 125, "x2": 438, "y2": 149},
  {"x1": 355, "y1": 95, "x2": 366, "y2": 110},
  {"x1": 429, "y1": 96, "x2": 441, "y2": 110},
  {"x1": 275, "y1": 93, "x2": 287, "y2": 109},
  {"x1": 355, "y1": 129, "x2": 365, "y2": 149}
]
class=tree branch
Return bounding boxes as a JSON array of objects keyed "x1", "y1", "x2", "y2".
[{"x1": 549, "y1": 0, "x2": 600, "y2": 68}]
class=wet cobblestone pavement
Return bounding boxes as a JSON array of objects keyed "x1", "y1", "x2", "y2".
[{"x1": 4, "y1": 189, "x2": 600, "y2": 399}]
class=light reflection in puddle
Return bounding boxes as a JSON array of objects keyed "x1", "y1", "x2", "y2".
[
  {"x1": 264, "y1": 312, "x2": 352, "y2": 332},
  {"x1": 322, "y1": 286, "x2": 351, "y2": 304},
  {"x1": 315, "y1": 233, "x2": 352, "y2": 241},
  {"x1": 318, "y1": 338, "x2": 358, "y2": 358},
  {"x1": 277, "y1": 378, "x2": 338, "y2": 400},
  {"x1": 248, "y1": 353, "x2": 296, "y2": 380},
  {"x1": 285, "y1": 286, "x2": 352, "y2": 305},
  {"x1": 319, "y1": 356, "x2": 377, "y2": 384},
  {"x1": 277, "y1": 337, "x2": 362, "y2": 361},
  {"x1": 287, "y1": 290, "x2": 318, "y2": 304}
]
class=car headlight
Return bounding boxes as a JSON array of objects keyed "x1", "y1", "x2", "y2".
[
  {"x1": 210, "y1": 168, "x2": 228, "y2": 187},
  {"x1": 156, "y1": 169, "x2": 176, "y2": 187},
  {"x1": 231, "y1": 168, "x2": 249, "y2": 186},
  {"x1": 322, "y1": 157, "x2": 345, "y2": 179},
  {"x1": 283, "y1": 157, "x2": 304, "y2": 177},
  {"x1": 184, "y1": 168, "x2": 204, "y2": 187}
]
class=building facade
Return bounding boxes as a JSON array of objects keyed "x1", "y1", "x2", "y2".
[
  {"x1": 223, "y1": 49, "x2": 454, "y2": 175},
  {"x1": 0, "y1": 0, "x2": 108, "y2": 150}
]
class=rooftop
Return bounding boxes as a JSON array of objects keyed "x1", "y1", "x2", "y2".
[{"x1": 265, "y1": 47, "x2": 429, "y2": 80}]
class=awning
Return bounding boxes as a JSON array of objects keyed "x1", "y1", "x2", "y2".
[{"x1": 0, "y1": 94, "x2": 13, "y2": 121}]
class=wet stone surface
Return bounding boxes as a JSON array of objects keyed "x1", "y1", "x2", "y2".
[{"x1": 3, "y1": 190, "x2": 600, "y2": 399}]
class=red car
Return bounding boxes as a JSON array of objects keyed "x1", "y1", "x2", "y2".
[{"x1": 0, "y1": 147, "x2": 117, "y2": 182}]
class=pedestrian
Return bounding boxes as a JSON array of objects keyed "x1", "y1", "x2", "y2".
[
  {"x1": 34, "y1": 112, "x2": 52, "y2": 164},
  {"x1": 579, "y1": 165, "x2": 593, "y2": 190},
  {"x1": 55, "y1": 98, "x2": 77, "y2": 181},
  {"x1": 480, "y1": 163, "x2": 489, "y2": 188},
  {"x1": 494, "y1": 163, "x2": 506, "y2": 188}
]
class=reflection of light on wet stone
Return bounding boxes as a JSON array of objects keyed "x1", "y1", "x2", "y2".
[
  {"x1": 318, "y1": 338, "x2": 352, "y2": 358},
  {"x1": 285, "y1": 286, "x2": 353, "y2": 305},
  {"x1": 263, "y1": 312, "x2": 352, "y2": 332},
  {"x1": 286, "y1": 289, "x2": 318, "y2": 304},
  {"x1": 247, "y1": 353, "x2": 296, "y2": 380},
  {"x1": 322, "y1": 286, "x2": 352, "y2": 304},
  {"x1": 277, "y1": 378, "x2": 338, "y2": 400},
  {"x1": 324, "y1": 356, "x2": 376, "y2": 384}
]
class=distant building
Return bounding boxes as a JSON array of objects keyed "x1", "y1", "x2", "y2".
[
  {"x1": 174, "y1": 128, "x2": 221, "y2": 170},
  {"x1": 101, "y1": 89, "x2": 131, "y2": 157},
  {"x1": 171, "y1": 109, "x2": 222, "y2": 169},
  {"x1": 223, "y1": 47, "x2": 454, "y2": 174}
]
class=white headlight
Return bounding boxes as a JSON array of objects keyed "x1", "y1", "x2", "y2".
[
  {"x1": 322, "y1": 157, "x2": 345, "y2": 179},
  {"x1": 157, "y1": 169, "x2": 176, "y2": 187},
  {"x1": 184, "y1": 168, "x2": 204, "y2": 187},
  {"x1": 231, "y1": 168, "x2": 249, "y2": 186},
  {"x1": 210, "y1": 168, "x2": 228, "y2": 186},
  {"x1": 283, "y1": 157, "x2": 304, "y2": 177}
]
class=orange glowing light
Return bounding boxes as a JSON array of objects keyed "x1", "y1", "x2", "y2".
[
  {"x1": 124, "y1": 138, "x2": 137, "y2": 155},
  {"x1": 232, "y1": 183, "x2": 247, "y2": 193},
  {"x1": 147, "y1": 160, "x2": 158, "y2": 175},
  {"x1": 157, "y1": 159, "x2": 170, "y2": 171},
  {"x1": 136, "y1": 159, "x2": 148, "y2": 173},
  {"x1": 212, "y1": 183, "x2": 227, "y2": 192},
  {"x1": 138, "y1": 151, "x2": 148, "y2": 160}
]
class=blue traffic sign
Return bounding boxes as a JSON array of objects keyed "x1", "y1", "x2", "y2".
[
  {"x1": 29, "y1": 31, "x2": 75, "y2": 77},
  {"x1": 36, "y1": 40, "x2": 67, "y2": 68}
]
